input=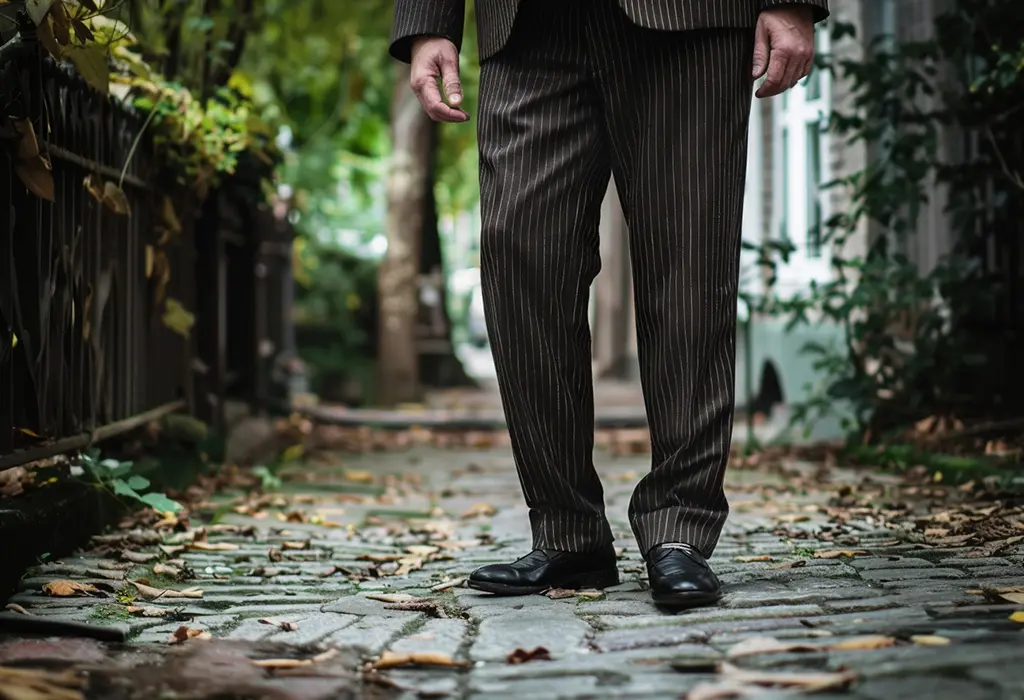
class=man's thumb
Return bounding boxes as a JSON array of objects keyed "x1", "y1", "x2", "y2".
[
  {"x1": 752, "y1": 20, "x2": 769, "y2": 78},
  {"x1": 440, "y1": 55, "x2": 463, "y2": 106}
]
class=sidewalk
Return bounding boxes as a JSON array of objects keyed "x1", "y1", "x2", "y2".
[{"x1": 2, "y1": 440, "x2": 1022, "y2": 699}]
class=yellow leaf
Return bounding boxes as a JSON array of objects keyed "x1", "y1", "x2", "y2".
[
  {"x1": 162, "y1": 298, "x2": 195, "y2": 339},
  {"x1": 828, "y1": 635, "x2": 896, "y2": 651},
  {"x1": 101, "y1": 180, "x2": 131, "y2": 216},
  {"x1": 15, "y1": 154, "x2": 55, "y2": 201},
  {"x1": 1010, "y1": 611, "x2": 1024, "y2": 623},
  {"x1": 343, "y1": 470, "x2": 373, "y2": 484},
  {"x1": 911, "y1": 635, "x2": 951, "y2": 646},
  {"x1": 281, "y1": 443, "x2": 304, "y2": 463},
  {"x1": 42, "y1": 580, "x2": 100, "y2": 597},
  {"x1": 66, "y1": 45, "x2": 109, "y2": 94},
  {"x1": 11, "y1": 333, "x2": 18, "y2": 349}
]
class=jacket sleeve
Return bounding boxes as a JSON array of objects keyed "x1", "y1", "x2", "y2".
[
  {"x1": 759, "y1": 0, "x2": 829, "y2": 23},
  {"x1": 390, "y1": 0, "x2": 467, "y2": 64}
]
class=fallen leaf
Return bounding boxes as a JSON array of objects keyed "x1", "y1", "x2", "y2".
[
  {"x1": 187, "y1": 541, "x2": 239, "y2": 552},
  {"x1": 911, "y1": 635, "x2": 951, "y2": 646},
  {"x1": 281, "y1": 541, "x2": 310, "y2": 550},
  {"x1": 733, "y1": 555, "x2": 773, "y2": 563},
  {"x1": 813, "y1": 549, "x2": 868, "y2": 559},
  {"x1": 370, "y1": 651, "x2": 469, "y2": 670},
  {"x1": 252, "y1": 649, "x2": 339, "y2": 669},
  {"x1": 168, "y1": 626, "x2": 211, "y2": 644},
  {"x1": 268, "y1": 547, "x2": 283, "y2": 562},
  {"x1": 719, "y1": 662, "x2": 856, "y2": 691},
  {"x1": 995, "y1": 591, "x2": 1024, "y2": 605},
  {"x1": 726, "y1": 637, "x2": 818, "y2": 659},
  {"x1": 42, "y1": 580, "x2": 101, "y2": 597},
  {"x1": 153, "y1": 563, "x2": 183, "y2": 578},
  {"x1": 365, "y1": 593, "x2": 420, "y2": 604},
  {"x1": 430, "y1": 578, "x2": 465, "y2": 592},
  {"x1": 258, "y1": 618, "x2": 299, "y2": 631},
  {"x1": 121, "y1": 550, "x2": 160, "y2": 564},
  {"x1": 126, "y1": 605, "x2": 173, "y2": 618},
  {"x1": 1010, "y1": 611, "x2": 1024, "y2": 623},
  {"x1": 507, "y1": 647, "x2": 552, "y2": 664},
  {"x1": 0, "y1": 666, "x2": 85, "y2": 700},
  {"x1": 128, "y1": 580, "x2": 203, "y2": 600},
  {"x1": 5, "y1": 603, "x2": 32, "y2": 615},
  {"x1": 158, "y1": 544, "x2": 186, "y2": 557},
  {"x1": 343, "y1": 470, "x2": 374, "y2": 484},
  {"x1": 462, "y1": 502, "x2": 497, "y2": 519},
  {"x1": 828, "y1": 635, "x2": 896, "y2": 651}
]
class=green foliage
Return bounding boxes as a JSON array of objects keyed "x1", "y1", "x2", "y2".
[
  {"x1": 78, "y1": 449, "x2": 183, "y2": 513},
  {"x1": 748, "y1": 2, "x2": 1024, "y2": 442}
]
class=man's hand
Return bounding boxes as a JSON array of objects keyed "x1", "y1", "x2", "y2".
[
  {"x1": 753, "y1": 7, "x2": 816, "y2": 98},
  {"x1": 410, "y1": 37, "x2": 468, "y2": 122}
]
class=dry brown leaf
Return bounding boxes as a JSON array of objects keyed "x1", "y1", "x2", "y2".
[
  {"x1": 733, "y1": 555, "x2": 773, "y2": 563},
  {"x1": 268, "y1": 547, "x2": 283, "y2": 562},
  {"x1": 42, "y1": 580, "x2": 101, "y2": 597},
  {"x1": 126, "y1": 605, "x2": 173, "y2": 618},
  {"x1": 370, "y1": 651, "x2": 468, "y2": 670},
  {"x1": 343, "y1": 470, "x2": 374, "y2": 484},
  {"x1": 128, "y1": 580, "x2": 203, "y2": 600},
  {"x1": 187, "y1": 541, "x2": 239, "y2": 552},
  {"x1": 153, "y1": 563, "x2": 183, "y2": 578},
  {"x1": 121, "y1": 550, "x2": 160, "y2": 564},
  {"x1": 0, "y1": 666, "x2": 85, "y2": 700},
  {"x1": 168, "y1": 626, "x2": 211, "y2": 644},
  {"x1": 462, "y1": 502, "x2": 497, "y2": 519},
  {"x1": 813, "y1": 549, "x2": 868, "y2": 559},
  {"x1": 281, "y1": 541, "x2": 310, "y2": 550},
  {"x1": 719, "y1": 662, "x2": 857, "y2": 691},
  {"x1": 258, "y1": 618, "x2": 299, "y2": 631},
  {"x1": 726, "y1": 636, "x2": 819, "y2": 659},
  {"x1": 828, "y1": 635, "x2": 896, "y2": 651},
  {"x1": 507, "y1": 647, "x2": 552, "y2": 664},
  {"x1": 158, "y1": 544, "x2": 186, "y2": 557},
  {"x1": 405, "y1": 545, "x2": 440, "y2": 557},
  {"x1": 911, "y1": 635, "x2": 952, "y2": 646},
  {"x1": 430, "y1": 578, "x2": 465, "y2": 592},
  {"x1": 365, "y1": 593, "x2": 420, "y2": 604},
  {"x1": 252, "y1": 649, "x2": 339, "y2": 670}
]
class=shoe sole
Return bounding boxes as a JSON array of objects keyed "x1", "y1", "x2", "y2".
[
  {"x1": 466, "y1": 569, "x2": 620, "y2": 597},
  {"x1": 651, "y1": 589, "x2": 722, "y2": 609}
]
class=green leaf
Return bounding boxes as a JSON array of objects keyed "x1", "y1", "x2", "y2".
[
  {"x1": 126, "y1": 474, "x2": 150, "y2": 491},
  {"x1": 140, "y1": 492, "x2": 183, "y2": 513},
  {"x1": 111, "y1": 478, "x2": 142, "y2": 501},
  {"x1": 66, "y1": 45, "x2": 109, "y2": 94}
]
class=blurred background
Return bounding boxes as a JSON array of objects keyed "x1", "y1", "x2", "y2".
[{"x1": 2, "y1": 0, "x2": 1023, "y2": 464}]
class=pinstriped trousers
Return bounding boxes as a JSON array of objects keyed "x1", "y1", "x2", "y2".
[{"x1": 477, "y1": 0, "x2": 754, "y2": 558}]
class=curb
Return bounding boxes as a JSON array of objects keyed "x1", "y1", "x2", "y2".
[{"x1": 298, "y1": 406, "x2": 651, "y2": 431}]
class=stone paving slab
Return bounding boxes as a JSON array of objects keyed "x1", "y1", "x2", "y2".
[{"x1": 1, "y1": 446, "x2": 1022, "y2": 699}]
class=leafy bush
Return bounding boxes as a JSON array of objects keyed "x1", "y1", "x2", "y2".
[{"x1": 748, "y1": 3, "x2": 1024, "y2": 442}]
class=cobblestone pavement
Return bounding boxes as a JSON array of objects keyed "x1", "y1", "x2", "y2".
[{"x1": 2, "y1": 443, "x2": 1023, "y2": 699}]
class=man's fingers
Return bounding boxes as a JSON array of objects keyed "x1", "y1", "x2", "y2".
[
  {"x1": 440, "y1": 55, "x2": 463, "y2": 107},
  {"x1": 752, "y1": 20, "x2": 769, "y2": 79},
  {"x1": 755, "y1": 48, "x2": 790, "y2": 98},
  {"x1": 412, "y1": 72, "x2": 468, "y2": 123}
]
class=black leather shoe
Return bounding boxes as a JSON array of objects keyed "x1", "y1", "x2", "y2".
[
  {"x1": 467, "y1": 547, "x2": 619, "y2": 596},
  {"x1": 646, "y1": 543, "x2": 722, "y2": 608}
]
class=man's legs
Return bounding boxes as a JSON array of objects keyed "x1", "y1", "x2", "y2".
[
  {"x1": 589, "y1": 3, "x2": 754, "y2": 559},
  {"x1": 477, "y1": 1, "x2": 613, "y2": 554}
]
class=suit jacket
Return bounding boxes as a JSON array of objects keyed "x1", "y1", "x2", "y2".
[{"x1": 391, "y1": 0, "x2": 830, "y2": 63}]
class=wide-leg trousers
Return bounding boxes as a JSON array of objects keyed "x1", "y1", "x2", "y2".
[{"x1": 477, "y1": 0, "x2": 754, "y2": 557}]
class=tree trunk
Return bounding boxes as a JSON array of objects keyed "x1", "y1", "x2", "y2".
[
  {"x1": 418, "y1": 120, "x2": 476, "y2": 389},
  {"x1": 377, "y1": 63, "x2": 430, "y2": 406}
]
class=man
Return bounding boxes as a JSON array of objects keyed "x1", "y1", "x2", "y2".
[{"x1": 390, "y1": 0, "x2": 828, "y2": 609}]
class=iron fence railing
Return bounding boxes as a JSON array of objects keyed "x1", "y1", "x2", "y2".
[{"x1": 1, "y1": 32, "x2": 295, "y2": 471}]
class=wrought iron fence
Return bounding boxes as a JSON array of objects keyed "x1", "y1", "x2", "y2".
[{"x1": 1, "y1": 33, "x2": 295, "y2": 471}]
